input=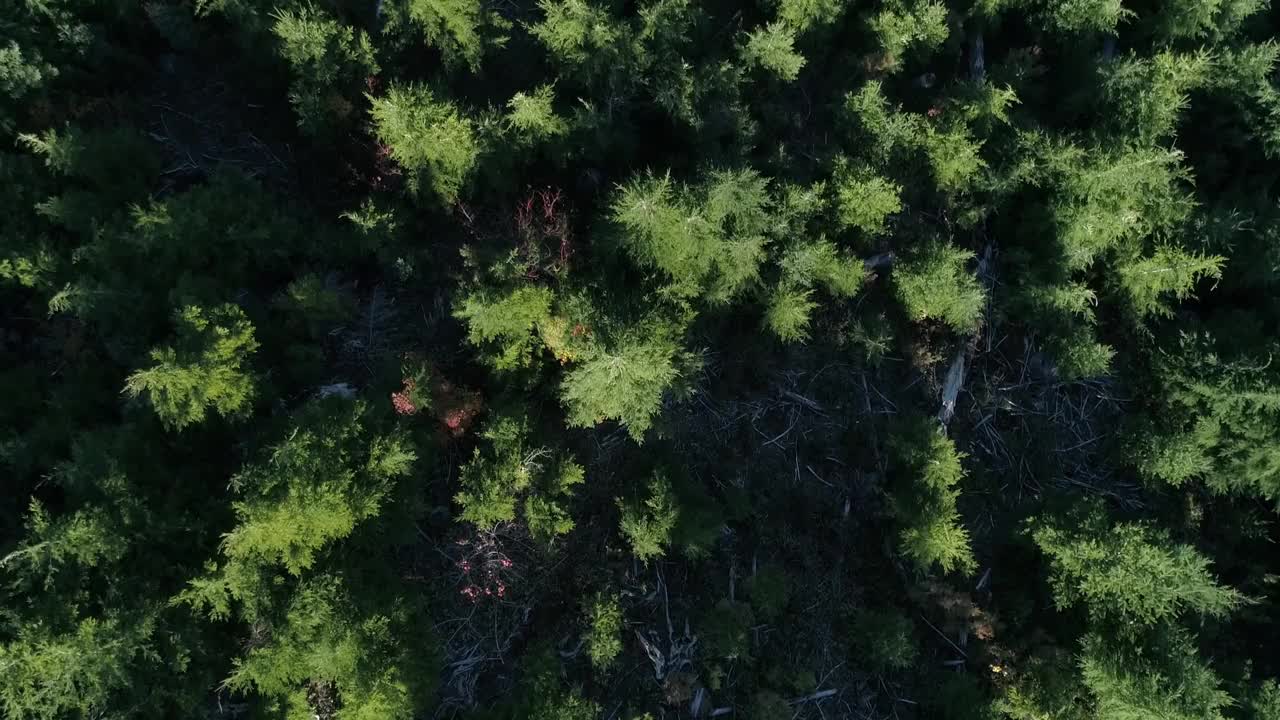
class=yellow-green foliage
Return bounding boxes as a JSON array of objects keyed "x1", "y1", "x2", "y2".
[{"x1": 124, "y1": 303, "x2": 259, "y2": 430}]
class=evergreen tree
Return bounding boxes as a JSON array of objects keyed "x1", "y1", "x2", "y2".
[
  {"x1": 271, "y1": 6, "x2": 379, "y2": 136},
  {"x1": 370, "y1": 84, "x2": 480, "y2": 204},
  {"x1": 1080, "y1": 630, "x2": 1232, "y2": 720},
  {"x1": 888, "y1": 418, "x2": 976, "y2": 575},
  {"x1": 618, "y1": 471, "x2": 679, "y2": 562},
  {"x1": 741, "y1": 23, "x2": 806, "y2": 81},
  {"x1": 1031, "y1": 508, "x2": 1243, "y2": 627},
  {"x1": 405, "y1": 0, "x2": 486, "y2": 71},
  {"x1": 893, "y1": 240, "x2": 986, "y2": 333},
  {"x1": 124, "y1": 303, "x2": 259, "y2": 431}
]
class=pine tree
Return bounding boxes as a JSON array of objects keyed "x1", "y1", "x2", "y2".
[
  {"x1": 741, "y1": 22, "x2": 806, "y2": 81},
  {"x1": 454, "y1": 414, "x2": 584, "y2": 540},
  {"x1": 583, "y1": 592, "x2": 623, "y2": 670},
  {"x1": 560, "y1": 318, "x2": 689, "y2": 439},
  {"x1": 0, "y1": 614, "x2": 157, "y2": 720},
  {"x1": 1080, "y1": 629, "x2": 1232, "y2": 720},
  {"x1": 772, "y1": 0, "x2": 847, "y2": 33},
  {"x1": 1114, "y1": 244, "x2": 1224, "y2": 320},
  {"x1": 405, "y1": 0, "x2": 486, "y2": 71},
  {"x1": 1100, "y1": 51, "x2": 1212, "y2": 145},
  {"x1": 370, "y1": 84, "x2": 480, "y2": 204},
  {"x1": 455, "y1": 285, "x2": 555, "y2": 370},
  {"x1": 893, "y1": 240, "x2": 986, "y2": 332},
  {"x1": 271, "y1": 6, "x2": 378, "y2": 136},
  {"x1": 609, "y1": 169, "x2": 772, "y2": 304},
  {"x1": 832, "y1": 160, "x2": 902, "y2": 236},
  {"x1": 178, "y1": 399, "x2": 414, "y2": 619},
  {"x1": 868, "y1": 0, "x2": 949, "y2": 68},
  {"x1": 888, "y1": 418, "x2": 976, "y2": 575},
  {"x1": 1031, "y1": 508, "x2": 1243, "y2": 627},
  {"x1": 618, "y1": 471, "x2": 679, "y2": 562},
  {"x1": 226, "y1": 576, "x2": 438, "y2": 720},
  {"x1": 506, "y1": 85, "x2": 570, "y2": 144},
  {"x1": 124, "y1": 303, "x2": 259, "y2": 431},
  {"x1": 1135, "y1": 333, "x2": 1280, "y2": 505}
]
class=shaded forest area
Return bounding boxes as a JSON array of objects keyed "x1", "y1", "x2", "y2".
[{"x1": 4, "y1": 0, "x2": 1280, "y2": 719}]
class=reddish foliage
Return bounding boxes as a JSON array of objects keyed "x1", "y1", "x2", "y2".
[
  {"x1": 514, "y1": 187, "x2": 573, "y2": 278},
  {"x1": 431, "y1": 377, "x2": 483, "y2": 437},
  {"x1": 453, "y1": 531, "x2": 516, "y2": 603},
  {"x1": 391, "y1": 378, "x2": 419, "y2": 416}
]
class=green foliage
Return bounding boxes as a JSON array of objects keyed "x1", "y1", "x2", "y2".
[
  {"x1": 456, "y1": 285, "x2": 555, "y2": 370},
  {"x1": 455, "y1": 415, "x2": 583, "y2": 540},
  {"x1": 618, "y1": 471, "x2": 679, "y2": 562},
  {"x1": 1152, "y1": 0, "x2": 1267, "y2": 41},
  {"x1": 767, "y1": 238, "x2": 865, "y2": 341},
  {"x1": 370, "y1": 84, "x2": 480, "y2": 203},
  {"x1": 1100, "y1": 51, "x2": 1212, "y2": 145},
  {"x1": 1135, "y1": 334, "x2": 1280, "y2": 504},
  {"x1": 741, "y1": 23, "x2": 805, "y2": 81},
  {"x1": 584, "y1": 592, "x2": 623, "y2": 670},
  {"x1": 994, "y1": 650, "x2": 1092, "y2": 720},
  {"x1": 764, "y1": 286, "x2": 818, "y2": 342},
  {"x1": 1038, "y1": 0, "x2": 1132, "y2": 33},
  {"x1": 507, "y1": 85, "x2": 569, "y2": 143},
  {"x1": 1, "y1": 499, "x2": 126, "y2": 586},
  {"x1": 227, "y1": 577, "x2": 437, "y2": 720},
  {"x1": 833, "y1": 161, "x2": 902, "y2": 236},
  {"x1": 0, "y1": 614, "x2": 156, "y2": 720},
  {"x1": 1038, "y1": 142, "x2": 1194, "y2": 271},
  {"x1": 1248, "y1": 679, "x2": 1280, "y2": 720},
  {"x1": 1080, "y1": 630, "x2": 1231, "y2": 720},
  {"x1": 702, "y1": 599, "x2": 755, "y2": 660},
  {"x1": 406, "y1": 0, "x2": 486, "y2": 70},
  {"x1": 124, "y1": 303, "x2": 259, "y2": 430},
  {"x1": 1031, "y1": 510, "x2": 1243, "y2": 627},
  {"x1": 850, "y1": 608, "x2": 918, "y2": 671},
  {"x1": 1115, "y1": 245, "x2": 1224, "y2": 320},
  {"x1": 747, "y1": 564, "x2": 789, "y2": 619},
  {"x1": 773, "y1": 0, "x2": 846, "y2": 32},
  {"x1": 893, "y1": 240, "x2": 986, "y2": 332},
  {"x1": 610, "y1": 169, "x2": 772, "y2": 304},
  {"x1": 526, "y1": 459, "x2": 586, "y2": 541},
  {"x1": 869, "y1": 0, "x2": 949, "y2": 64},
  {"x1": 889, "y1": 418, "x2": 975, "y2": 574},
  {"x1": 560, "y1": 318, "x2": 689, "y2": 439},
  {"x1": 8, "y1": 1, "x2": 1280, "y2": 719},
  {"x1": 271, "y1": 6, "x2": 378, "y2": 136},
  {"x1": 178, "y1": 400, "x2": 414, "y2": 619},
  {"x1": 530, "y1": 0, "x2": 627, "y2": 74}
]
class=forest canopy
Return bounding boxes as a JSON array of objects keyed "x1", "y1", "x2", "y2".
[{"x1": 2, "y1": 0, "x2": 1280, "y2": 719}]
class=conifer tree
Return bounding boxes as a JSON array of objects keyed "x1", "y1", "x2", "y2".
[
  {"x1": 226, "y1": 576, "x2": 438, "y2": 720},
  {"x1": 1031, "y1": 508, "x2": 1243, "y2": 627},
  {"x1": 0, "y1": 613, "x2": 158, "y2": 720},
  {"x1": 888, "y1": 418, "x2": 976, "y2": 575},
  {"x1": 506, "y1": 85, "x2": 570, "y2": 145},
  {"x1": 271, "y1": 6, "x2": 378, "y2": 136},
  {"x1": 1135, "y1": 333, "x2": 1280, "y2": 505},
  {"x1": 560, "y1": 318, "x2": 689, "y2": 439},
  {"x1": 893, "y1": 240, "x2": 986, "y2": 332},
  {"x1": 454, "y1": 414, "x2": 584, "y2": 540},
  {"x1": 124, "y1": 303, "x2": 259, "y2": 431},
  {"x1": 179, "y1": 399, "x2": 414, "y2": 619},
  {"x1": 1080, "y1": 630, "x2": 1232, "y2": 720},
  {"x1": 609, "y1": 169, "x2": 773, "y2": 304},
  {"x1": 370, "y1": 84, "x2": 480, "y2": 204},
  {"x1": 405, "y1": 0, "x2": 486, "y2": 71},
  {"x1": 741, "y1": 23, "x2": 806, "y2": 81},
  {"x1": 618, "y1": 471, "x2": 679, "y2": 562}
]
